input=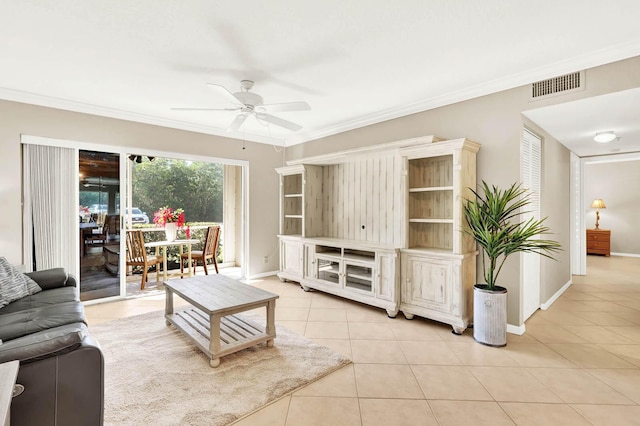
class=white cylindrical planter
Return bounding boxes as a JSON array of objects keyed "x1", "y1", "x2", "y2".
[
  {"x1": 473, "y1": 284, "x2": 507, "y2": 347},
  {"x1": 164, "y1": 222, "x2": 177, "y2": 242}
]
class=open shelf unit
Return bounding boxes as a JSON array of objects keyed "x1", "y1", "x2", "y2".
[
  {"x1": 281, "y1": 173, "x2": 303, "y2": 235},
  {"x1": 275, "y1": 136, "x2": 479, "y2": 327},
  {"x1": 399, "y1": 139, "x2": 480, "y2": 333},
  {"x1": 407, "y1": 155, "x2": 455, "y2": 251},
  {"x1": 277, "y1": 165, "x2": 323, "y2": 237}
]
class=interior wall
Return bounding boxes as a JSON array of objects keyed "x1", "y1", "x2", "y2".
[
  {"x1": 585, "y1": 160, "x2": 640, "y2": 255},
  {"x1": 287, "y1": 56, "x2": 640, "y2": 326},
  {"x1": 0, "y1": 100, "x2": 283, "y2": 277}
]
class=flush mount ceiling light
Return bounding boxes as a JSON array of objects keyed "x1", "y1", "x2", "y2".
[{"x1": 594, "y1": 131, "x2": 617, "y2": 143}]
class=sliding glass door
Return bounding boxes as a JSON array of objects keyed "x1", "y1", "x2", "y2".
[
  {"x1": 23, "y1": 135, "x2": 248, "y2": 304},
  {"x1": 78, "y1": 150, "x2": 125, "y2": 302}
]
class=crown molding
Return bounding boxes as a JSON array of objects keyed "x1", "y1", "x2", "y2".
[
  {"x1": 2, "y1": 40, "x2": 639, "y2": 149},
  {"x1": 284, "y1": 40, "x2": 640, "y2": 147},
  {"x1": 0, "y1": 87, "x2": 287, "y2": 146}
]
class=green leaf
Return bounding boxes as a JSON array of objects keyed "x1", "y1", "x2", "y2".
[{"x1": 463, "y1": 181, "x2": 562, "y2": 290}]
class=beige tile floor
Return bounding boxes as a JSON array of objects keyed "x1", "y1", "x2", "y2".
[{"x1": 85, "y1": 255, "x2": 640, "y2": 425}]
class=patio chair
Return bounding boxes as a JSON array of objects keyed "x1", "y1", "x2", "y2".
[
  {"x1": 84, "y1": 225, "x2": 107, "y2": 253},
  {"x1": 105, "y1": 214, "x2": 120, "y2": 242},
  {"x1": 125, "y1": 230, "x2": 163, "y2": 289},
  {"x1": 180, "y1": 225, "x2": 220, "y2": 276}
]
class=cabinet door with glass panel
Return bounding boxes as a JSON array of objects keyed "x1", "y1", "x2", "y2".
[
  {"x1": 313, "y1": 245, "x2": 342, "y2": 286},
  {"x1": 343, "y1": 248, "x2": 375, "y2": 295},
  {"x1": 343, "y1": 261, "x2": 374, "y2": 294}
]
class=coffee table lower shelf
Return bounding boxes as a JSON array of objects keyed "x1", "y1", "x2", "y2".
[{"x1": 166, "y1": 308, "x2": 274, "y2": 367}]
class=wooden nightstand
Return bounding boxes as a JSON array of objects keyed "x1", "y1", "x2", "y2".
[{"x1": 587, "y1": 229, "x2": 611, "y2": 256}]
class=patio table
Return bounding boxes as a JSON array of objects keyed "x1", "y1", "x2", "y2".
[{"x1": 145, "y1": 239, "x2": 199, "y2": 280}]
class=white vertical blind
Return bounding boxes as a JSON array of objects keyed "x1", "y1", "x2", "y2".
[
  {"x1": 22, "y1": 144, "x2": 77, "y2": 273},
  {"x1": 521, "y1": 129, "x2": 542, "y2": 321},
  {"x1": 522, "y1": 129, "x2": 541, "y2": 215}
]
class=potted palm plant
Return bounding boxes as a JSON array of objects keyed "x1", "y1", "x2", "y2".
[{"x1": 463, "y1": 181, "x2": 561, "y2": 347}]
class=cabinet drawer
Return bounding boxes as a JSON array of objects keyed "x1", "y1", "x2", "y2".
[
  {"x1": 587, "y1": 234, "x2": 610, "y2": 243},
  {"x1": 587, "y1": 241, "x2": 609, "y2": 250}
]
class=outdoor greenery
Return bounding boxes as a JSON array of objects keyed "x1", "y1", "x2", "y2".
[
  {"x1": 79, "y1": 192, "x2": 114, "y2": 209},
  {"x1": 132, "y1": 158, "x2": 224, "y2": 223},
  {"x1": 463, "y1": 181, "x2": 562, "y2": 290}
]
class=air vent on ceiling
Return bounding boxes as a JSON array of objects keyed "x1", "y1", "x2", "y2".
[{"x1": 530, "y1": 71, "x2": 584, "y2": 101}]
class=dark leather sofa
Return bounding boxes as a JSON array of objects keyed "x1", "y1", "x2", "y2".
[{"x1": 0, "y1": 268, "x2": 103, "y2": 426}]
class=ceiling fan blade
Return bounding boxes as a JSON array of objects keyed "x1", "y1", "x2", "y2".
[
  {"x1": 171, "y1": 107, "x2": 242, "y2": 111},
  {"x1": 262, "y1": 101, "x2": 311, "y2": 113},
  {"x1": 227, "y1": 113, "x2": 249, "y2": 132},
  {"x1": 206, "y1": 83, "x2": 244, "y2": 107},
  {"x1": 258, "y1": 113, "x2": 303, "y2": 131}
]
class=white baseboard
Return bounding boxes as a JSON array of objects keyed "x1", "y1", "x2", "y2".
[
  {"x1": 507, "y1": 323, "x2": 526, "y2": 335},
  {"x1": 246, "y1": 270, "x2": 279, "y2": 280},
  {"x1": 611, "y1": 252, "x2": 640, "y2": 258},
  {"x1": 540, "y1": 279, "x2": 572, "y2": 310}
]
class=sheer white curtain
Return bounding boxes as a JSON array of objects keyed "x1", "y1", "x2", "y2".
[{"x1": 22, "y1": 144, "x2": 77, "y2": 273}]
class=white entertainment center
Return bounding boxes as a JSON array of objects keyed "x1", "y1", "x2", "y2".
[{"x1": 277, "y1": 135, "x2": 479, "y2": 333}]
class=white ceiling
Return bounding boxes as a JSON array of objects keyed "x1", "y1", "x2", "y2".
[
  {"x1": 1, "y1": 1, "x2": 640, "y2": 147},
  {"x1": 524, "y1": 88, "x2": 640, "y2": 157}
]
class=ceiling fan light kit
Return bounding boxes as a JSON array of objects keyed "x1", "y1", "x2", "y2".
[{"x1": 172, "y1": 80, "x2": 310, "y2": 132}]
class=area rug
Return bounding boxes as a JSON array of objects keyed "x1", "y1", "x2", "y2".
[{"x1": 91, "y1": 310, "x2": 351, "y2": 426}]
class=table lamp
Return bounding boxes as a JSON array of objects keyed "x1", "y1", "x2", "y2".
[{"x1": 591, "y1": 198, "x2": 606, "y2": 229}]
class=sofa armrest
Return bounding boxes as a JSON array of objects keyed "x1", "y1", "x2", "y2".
[
  {"x1": 0, "y1": 323, "x2": 88, "y2": 364},
  {"x1": 25, "y1": 268, "x2": 76, "y2": 290},
  {"x1": 12, "y1": 336, "x2": 104, "y2": 426}
]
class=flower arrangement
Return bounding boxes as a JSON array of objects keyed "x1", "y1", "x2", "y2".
[
  {"x1": 79, "y1": 205, "x2": 90, "y2": 222},
  {"x1": 153, "y1": 206, "x2": 185, "y2": 228}
]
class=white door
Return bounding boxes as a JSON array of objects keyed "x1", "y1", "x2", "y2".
[{"x1": 521, "y1": 129, "x2": 542, "y2": 321}]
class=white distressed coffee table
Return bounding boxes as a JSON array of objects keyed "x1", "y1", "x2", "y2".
[{"x1": 164, "y1": 275, "x2": 279, "y2": 367}]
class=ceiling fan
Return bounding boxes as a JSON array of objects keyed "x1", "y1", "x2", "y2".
[{"x1": 172, "y1": 80, "x2": 310, "y2": 132}]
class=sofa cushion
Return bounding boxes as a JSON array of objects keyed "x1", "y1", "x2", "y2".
[
  {"x1": 0, "y1": 287, "x2": 78, "y2": 314},
  {"x1": 25, "y1": 267, "x2": 75, "y2": 290},
  {"x1": 0, "y1": 257, "x2": 42, "y2": 308},
  {"x1": 0, "y1": 301, "x2": 85, "y2": 342},
  {"x1": 0, "y1": 322, "x2": 88, "y2": 364}
]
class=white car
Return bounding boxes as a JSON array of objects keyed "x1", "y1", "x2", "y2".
[{"x1": 125, "y1": 208, "x2": 149, "y2": 225}]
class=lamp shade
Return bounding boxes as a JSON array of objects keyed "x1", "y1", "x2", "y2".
[
  {"x1": 594, "y1": 131, "x2": 616, "y2": 143},
  {"x1": 591, "y1": 198, "x2": 606, "y2": 209}
]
